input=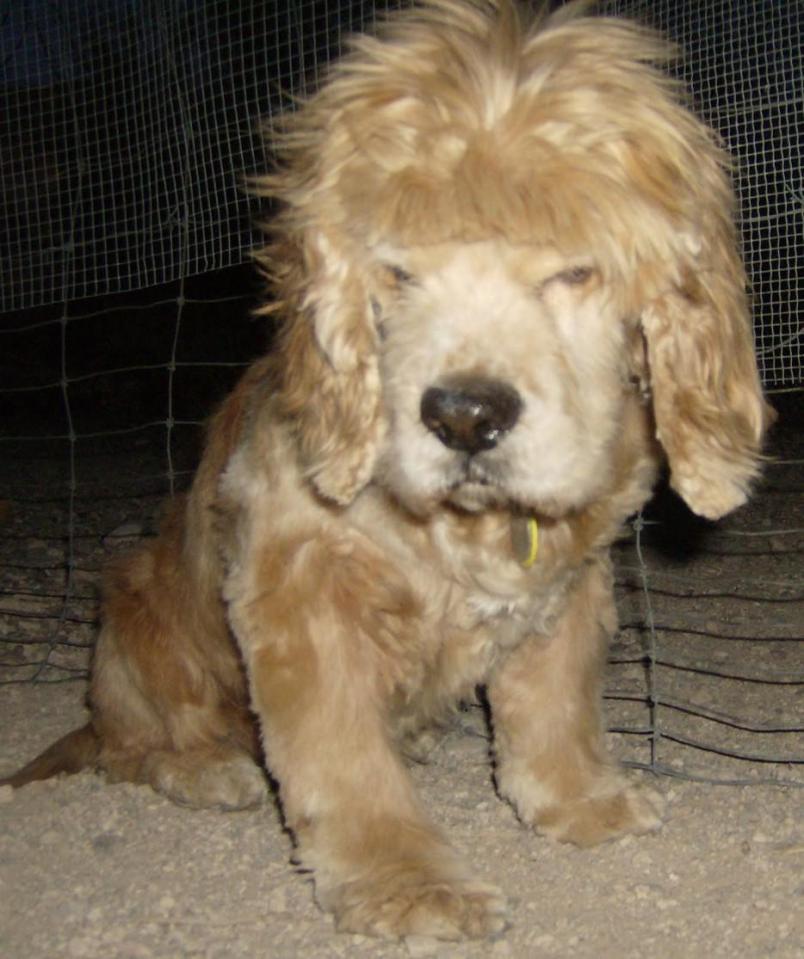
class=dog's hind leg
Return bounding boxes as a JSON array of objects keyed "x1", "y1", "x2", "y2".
[
  {"x1": 89, "y1": 524, "x2": 267, "y2": 810},
  {"x1": 134, "y1": 744, "x2": 267, "y2": 810}
]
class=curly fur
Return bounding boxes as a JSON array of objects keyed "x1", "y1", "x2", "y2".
[{"x1": 3, "y1": 0, "x2": 770, "y2": 941}]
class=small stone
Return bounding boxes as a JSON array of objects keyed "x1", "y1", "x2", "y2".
[
  {"x1": 104, "y1": 522, "x2": 143, "y2": 544},
  {"x1": 268, "y1": 887, "x2": 287, "y2": 912},
  {"x1": 405, "y1": 935, "x2": 440, "y2": 957},
  {"x1": 67, "y1": 937, "x2": 93, "y2": 958}
]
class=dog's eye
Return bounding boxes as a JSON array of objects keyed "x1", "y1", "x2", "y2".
[
  {"x1": 554, "y1": 265, "x2": 594, "y2": 286},
  {"x1": 536, "y1": 265, "x2": 596, "y2": 297},
  {"x1": 386, "y1": 264, "x2": 415, "y2": 286}
]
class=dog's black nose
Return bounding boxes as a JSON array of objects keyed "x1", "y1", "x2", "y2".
[{"x1": 420, "y1": 378, "x2": 522, "y2": 454}]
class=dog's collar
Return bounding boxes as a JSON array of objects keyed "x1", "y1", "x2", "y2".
[{"x1": 511, "y1": 515, "x2": 539, "y2": 568}]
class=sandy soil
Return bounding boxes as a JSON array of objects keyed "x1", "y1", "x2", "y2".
[{"x1": 1, "y1": 681, "x2": 801, "y2": 959}]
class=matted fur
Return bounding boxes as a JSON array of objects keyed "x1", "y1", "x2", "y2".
[{"x1": 4, "y1": 0, "x2": 770, "y2": 941}]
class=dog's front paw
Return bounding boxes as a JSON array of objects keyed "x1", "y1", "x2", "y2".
[
  {"x1": 535, "y1": 779, "x2": 664, "y2": 847},
  {"x1": 329, "y1": 873, "x2": 508, "y2": 940}
]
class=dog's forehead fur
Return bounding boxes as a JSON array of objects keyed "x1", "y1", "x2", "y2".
[{"x1": 264, "y1": 0, "x2": 736, "y2": 294}]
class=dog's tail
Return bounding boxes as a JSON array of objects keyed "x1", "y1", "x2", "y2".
[{"x1": 0, "y1": 723, "x2": 99, "y2": 789}]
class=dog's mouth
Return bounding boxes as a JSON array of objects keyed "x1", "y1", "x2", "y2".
[
  {"x1": 439, "y1": 453, "x2": 572, "y2": 520},
  {"x1": 454, "y1": 458, "x2": 494, "y2": 487},
  {"x1": 442, "y1": 456, "x2": 509, "y2": 511},
  {"x1": 389, "y1": 446, "x2": 570, "y2": 522}
]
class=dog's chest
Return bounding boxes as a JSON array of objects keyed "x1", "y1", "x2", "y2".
[
  {"x1": 349, "y1": 494, "x2": 583, "y2": 678},
  {"x1": 399, "y1": 516, "x2": 581, "y2": 717},
  {"x1": 361, "y1": 502, "x2": 578, "y2": 650},
  {"x1": 426, "y1": 529, "x2": 578, "y2": 652}
]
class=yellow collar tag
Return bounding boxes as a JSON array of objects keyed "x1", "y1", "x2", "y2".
[{"x1": 511, "y1": 516, "x2": 539, "y2": 568}]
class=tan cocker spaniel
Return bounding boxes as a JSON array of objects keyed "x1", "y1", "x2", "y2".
[{"x1": 5, "y1": 0, "x2": 770, "y2": 940}]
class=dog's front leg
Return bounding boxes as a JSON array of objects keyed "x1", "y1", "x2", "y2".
[
  {"x1": 224, "y1": 531, "x2": 507, "y2": 940},
  {"x1": 488, "y1": 558, "x2": 664, "y2": 847}
]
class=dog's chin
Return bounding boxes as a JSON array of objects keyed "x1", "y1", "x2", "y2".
[
  {"x1": 384, "y1": 474, "x2": 504, "y2": 519},
  {"x1": 380, "y1": 451, "x2": 592, "y2": 521},
  {"x1": 442, "y1": 481, "x2": 504, "y2": 513},
  {"x1": 445, "y1": 483, "x2": 582, "y2": 520},
  {"x1": 391, "y1": 476, "x2": 570, "y2": 521}
]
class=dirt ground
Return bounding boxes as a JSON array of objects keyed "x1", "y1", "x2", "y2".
[
  {"x1": 0, "y1": 681, "x2": 802, "y2": 959},
  {"x1": 0, "y1": 399, "x2": 801, "y2": 958}
]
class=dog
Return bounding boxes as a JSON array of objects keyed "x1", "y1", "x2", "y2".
[{"x1": 3, "y1": 0, "x2": 770, "y2": 940}]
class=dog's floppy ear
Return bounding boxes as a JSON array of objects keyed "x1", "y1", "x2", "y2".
[
  {"x1": 261, "y1": 228, "x2": 384, "y2": 506},
  {"x1": 640, "y1": 231, "x2": 771, "y2": 520}
]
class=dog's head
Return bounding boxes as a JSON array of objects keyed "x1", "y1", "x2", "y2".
[{"x1": 254, "y1": 0, "x2": 770, "y2": 520}]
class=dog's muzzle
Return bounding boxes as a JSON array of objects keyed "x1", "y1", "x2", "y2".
[{"x1": 420, "y1": 376, "x2": 522, "y2": 455}]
